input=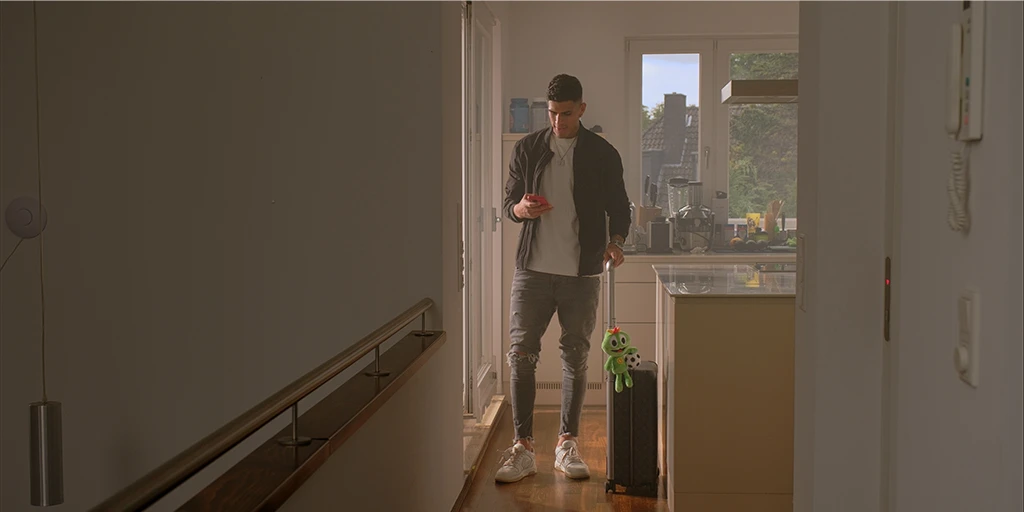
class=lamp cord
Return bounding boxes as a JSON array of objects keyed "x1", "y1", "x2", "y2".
[
  {"x1": 0, "y1": 238, "x2": 25, "y2": 273},
  {"x1": 32, "y1": 1, "x2": 48, "y2": 403}
]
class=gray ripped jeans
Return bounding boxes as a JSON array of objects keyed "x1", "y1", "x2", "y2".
[{"x1": 507, "y1": 268, "x2": 600, "y2": 442}]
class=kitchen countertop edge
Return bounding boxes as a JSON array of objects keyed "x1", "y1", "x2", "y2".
[{"x1": 652, "y1": 262, "x2": 798, "y2": 298}]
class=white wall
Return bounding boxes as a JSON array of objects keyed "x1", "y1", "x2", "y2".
[
  {"x1": 892, "y1": 2, "x2": 1023, "y2": 511},
  {"x1": 500, "y1": 1, "x2": 798, "y2": 183},
  {"x1": 0, "y1": 2, "x2": 460, "y2": 510},
  {"x1": 798, "y1": 2, "x2": 1023, "y2": 512}
]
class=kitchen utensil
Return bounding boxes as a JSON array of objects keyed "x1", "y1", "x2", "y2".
[
  {"x1": 667, "y1": 178, "x2": 689, "y2": 217},
  {"x1": 674, "y1": 181, "x2": 714, "y2": 252}
]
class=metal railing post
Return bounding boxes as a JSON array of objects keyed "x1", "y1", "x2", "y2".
[
  {"x1": 414, "y1": 312, "x2": 431, "y2": 337},
  {"x1": 364, "y1": 346, "x2": 390, "y2": 377},
  {"x1": 277, "y1": 404, "x2": 311, "y2": 447}
]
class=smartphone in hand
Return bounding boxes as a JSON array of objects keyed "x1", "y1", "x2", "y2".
[{"x1": 524, "y1": 194, "x2": 550, "y2": 206}]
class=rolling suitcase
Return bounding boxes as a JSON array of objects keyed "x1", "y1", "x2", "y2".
[{"x1": 603, "y1": 261, "x2": 660, "y2": 496}]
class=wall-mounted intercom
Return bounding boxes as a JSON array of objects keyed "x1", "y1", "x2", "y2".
[
  {"x1": 944, "y1": 1, "x2": 985, "y2": 233},
  {"x1": 946, "y1": 1, "x2": 985, "y2": 141}
]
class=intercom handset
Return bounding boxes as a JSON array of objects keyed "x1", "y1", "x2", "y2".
[
  {"x1": 945, "y1": 1, "x2": 985, "y2": 234},
  {"x1": 947, "y1": 1, "x2": 985, "y2": 142}
]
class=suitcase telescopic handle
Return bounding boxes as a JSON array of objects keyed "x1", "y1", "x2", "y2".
[
  {"x1": 605, "y1": 258, "x2": 616, "y2": 484},
  {"x1": 605, "y1": 259, "x2": 615, "y2": 329}
]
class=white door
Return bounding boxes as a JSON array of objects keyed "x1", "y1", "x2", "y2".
[{"x1": 463, "y1": 1, "x2": 501, "y2": 420}]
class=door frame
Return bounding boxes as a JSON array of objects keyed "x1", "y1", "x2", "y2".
[
  {"x1": 486, "y1": 11, "x2": 504, "y2": 397},
  {"x1": 462, "y1": 0, "x2": 503, "y2": 419},
  {"x1": 794, "y1": 3, "x2": 898, "y2": 510},
  {"x1": 882, "y1": 2, "x2": 904, "y2": 510},
  {"x1": 441, "y1": 0, "x2": 464, "y2": 424}
]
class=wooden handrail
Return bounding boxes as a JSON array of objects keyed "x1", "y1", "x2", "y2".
[{"x1": 89, "y1": 298, "x2": 434, "y2": 512}]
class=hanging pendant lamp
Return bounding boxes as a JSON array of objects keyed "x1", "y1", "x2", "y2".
[{"x1": 28, "y1": 1, "x2": 64, "y2": 506}]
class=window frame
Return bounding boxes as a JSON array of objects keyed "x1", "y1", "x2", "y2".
[
  {"x1": 714, "y1": 37, "x2": 799, "y2": 227},
  {"x1": 626, "y1": 35, "x2": 798, "y2": 229},
  {"x1": 625, "y1": 38, "x2": 715, "y2": 214}
]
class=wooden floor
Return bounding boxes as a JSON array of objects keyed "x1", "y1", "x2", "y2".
[{"x1": 458, "y1": 405, "x2": 668, "y2": 512}]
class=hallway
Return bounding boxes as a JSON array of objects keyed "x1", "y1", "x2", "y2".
[{"x1": 459, "y1": 405, "x2": 668, "y2": 512}]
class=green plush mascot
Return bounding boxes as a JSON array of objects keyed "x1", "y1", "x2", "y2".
[{"x1": 602, "y1": 326, "x2": 639, "y2": 393}]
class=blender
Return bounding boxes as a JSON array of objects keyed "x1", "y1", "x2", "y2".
[
  {"x1": 674, "y1": 181, "x2": 714, "y2": 252},
  {"x1": 666, "y1": 178, "x2": 689, "y2": 218}
]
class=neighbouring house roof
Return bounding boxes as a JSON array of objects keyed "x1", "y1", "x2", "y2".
[
  {"x1": 641, "y1": 105, "x2": 700, "y2": 157},
  {"x1": 644, "y1": 104, "x2": 702, "y2": 210},
  {"x1": 642, "y1": 117, "x2": 665, "y2": 152}
]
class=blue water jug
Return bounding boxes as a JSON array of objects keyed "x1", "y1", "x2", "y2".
[{"x1": 509, "y1": 98, "x2": 529, "y2": 133}]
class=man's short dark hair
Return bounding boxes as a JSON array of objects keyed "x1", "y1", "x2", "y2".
[{"x1": 547, "y1": 74, "x2": 583, "y2": 103}]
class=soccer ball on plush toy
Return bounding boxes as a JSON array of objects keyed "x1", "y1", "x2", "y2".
[
  {"x1": 602, "y1": 326, "x2": 639, "y2": 393},
  {"x1": 624, "y1": 351, "x2": 642, "y2": 370}
]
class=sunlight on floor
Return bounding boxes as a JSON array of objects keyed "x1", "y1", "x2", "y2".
[{"x1": 464, "y1": 395, "x2": 505, "y2": 474}]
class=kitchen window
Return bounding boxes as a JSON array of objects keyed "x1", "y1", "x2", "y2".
[{"x1": 626, "y1": 36, "x2": 798, "y2": 248}]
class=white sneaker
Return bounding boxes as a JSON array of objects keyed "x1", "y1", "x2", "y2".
[
  {"x1": 554, "y1": 440, "x2": 590, "y2": 479},
  {"x1": 495, "y1": 442, "x2": 537, "y2": 483}
]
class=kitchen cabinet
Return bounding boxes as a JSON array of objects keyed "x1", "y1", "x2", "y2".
[{"x1": 654, "y1": 264, "x2": 795, "y2": 511}]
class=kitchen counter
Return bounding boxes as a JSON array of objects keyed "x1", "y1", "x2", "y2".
[
  {"x1": 654, "y1": 263, "x2": 795, "y2": 511},
  {"x1": 653, "y1": 263, "x2": 797, "y2": 298},
  {"x1": 623, "y1": 250, "x2": 796, "y2": 264}
]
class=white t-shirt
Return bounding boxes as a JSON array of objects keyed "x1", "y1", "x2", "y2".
[{"x1": 527, "y1": 136, "x2": 581, "y2": 276}]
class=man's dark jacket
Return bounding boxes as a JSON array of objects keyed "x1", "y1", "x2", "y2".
[{"x1": 503, "y1": 124, "x2": 631, "y2": 277}]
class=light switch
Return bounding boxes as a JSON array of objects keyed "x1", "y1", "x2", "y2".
[{"x1": 954, "y1": 289, "x2": 980, "y2": 387}]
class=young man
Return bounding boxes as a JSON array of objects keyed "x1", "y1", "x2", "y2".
[{"x1": 495, "y1": 74, "x2": 631, "y2": 483}]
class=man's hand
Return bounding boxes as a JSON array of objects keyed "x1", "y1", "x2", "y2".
[
  {"x1": 604, "y1": 242, "x2": 625, "y2": 268},
  {"x1": 513, "y1": 195, "x2": 553, "y2": 220}
]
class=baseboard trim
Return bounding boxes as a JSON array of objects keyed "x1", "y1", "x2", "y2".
[
  {"x1": 535, "y1": 386, "x2": 606, "y2": 407},
  {"x1": 534, "y1": 381, "x2": 605, "y2": 391}
]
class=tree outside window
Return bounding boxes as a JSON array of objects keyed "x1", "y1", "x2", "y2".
[{"x1": 727, "y1": 52, "x2": 798, "y2": 220}]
